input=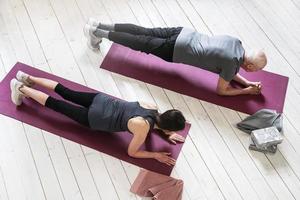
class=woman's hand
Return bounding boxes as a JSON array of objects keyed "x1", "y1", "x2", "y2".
[
  {"x1": 168, "y1": 132, "x2": 185, "y2": 144},
  {"x1": 154, "y1": 152, "x2": 176, "y2": 166}
]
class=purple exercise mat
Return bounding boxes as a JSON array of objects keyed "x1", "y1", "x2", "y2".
[
  {"x1": 0, "y1": 62, "x2": 191, "y2": 176},
  {"x1": 101, "y1": 44, "x2": 289, "y2": 114}
]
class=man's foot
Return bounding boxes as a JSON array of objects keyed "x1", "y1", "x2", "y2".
[
  {"x1": 86, "y1": 17, "x2": 99, "y2": 27},
  {"x1": 16, "y1": 71, "x2": 34, "y2": 87},
  {"x1": 10, "y1": 78, "x2": 25, "y2": 106},
  {"x1": 83, "y1": 24, "x2": 102, "y2": 51}
]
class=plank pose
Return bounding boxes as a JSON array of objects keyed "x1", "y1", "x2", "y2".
[
  {"x1": 10, "y1": 71, "x2": 186, "y2": 166},
  {"x1": 84, "y1": 19, "x2": 267, "y2": 96}
]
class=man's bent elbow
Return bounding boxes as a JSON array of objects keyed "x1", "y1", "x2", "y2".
[{"x1": 216, "y1": 87, "x2": 226, "y2": 96}]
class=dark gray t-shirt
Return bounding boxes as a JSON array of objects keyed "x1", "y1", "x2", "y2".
[
  {"x1": 88, "y1": 93, "x2": 157, "y2": 132},
  {"x1": 173, "y1": 28, "x2": 245, "y2": 81}
]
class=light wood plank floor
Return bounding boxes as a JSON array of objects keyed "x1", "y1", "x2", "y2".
[{"x1": 1, "y1": 0, "x2": 300, "y2": 199}]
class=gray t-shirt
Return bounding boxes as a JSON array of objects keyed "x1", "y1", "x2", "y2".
[{"x1": 173, "y1": 28, "x2": 245, "y2": 81}]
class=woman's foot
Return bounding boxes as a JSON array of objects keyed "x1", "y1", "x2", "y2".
[
  {"x1": 83, "y1": 24, "x2": 102, "y2": 51},
  {"x1": 16, "y1": 71, "x2": 34, "y2": 87},
  {"x1": 10, "y1": 78, "x2": 25, "y2": 106}
]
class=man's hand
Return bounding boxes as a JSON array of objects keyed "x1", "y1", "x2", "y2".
[
  {"x1": 246, "y1": 81, "x2": 262, "y2": 88},
  {"x1": 218, "y1": 76, "x2": 263, "y2": 96},
  {"x1": 168, "y1": 132, "x2": 185, "y2": 144},
  {"x1": 233, "y1": 74, "x2": 262, "y2": 90},
  {"x1": 154, "y1": 152, "x2": 176, "y2": 166},
  {"x1": 244, "y1": 85, "x2": 262, "y2": 95},
  {"x1": 246, "y1": 81, "x2": 262, "y2": 94}
]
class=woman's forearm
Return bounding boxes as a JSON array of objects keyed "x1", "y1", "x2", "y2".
[{"x1": 129, "y1": 150, "x2": 157, "y2": 159}]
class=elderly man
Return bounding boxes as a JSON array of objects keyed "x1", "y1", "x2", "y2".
[{"x1": 84, "y1": 19, "x2": 267, "y2": 96}]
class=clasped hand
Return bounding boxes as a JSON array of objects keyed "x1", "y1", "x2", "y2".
[{"x1": 246, "y1": 81, "x2": 262, "y2": 94}]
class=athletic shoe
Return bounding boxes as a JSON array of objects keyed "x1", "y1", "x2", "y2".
[
  {"x1": 83, "y1": 24, "x2": 102, "y2": 51},
  {"x1": 16, "y1": 70, "x2": 34, "y2": 87},
  {"x1": 86, "y1": 17, "x2": 99, "y2": 27},
  {"x1": 10, "y1": 78, "x2": 25, "y2": 106}
]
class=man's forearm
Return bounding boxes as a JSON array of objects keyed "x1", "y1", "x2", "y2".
[
  {"x1": 233, "y1": 73, "x2": 249, "y2": 86},
  {"x1": 217, "y1": 86, "x2": 249, "y2": 96}
]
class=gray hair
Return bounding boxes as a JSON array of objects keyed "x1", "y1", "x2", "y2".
[{"x1": 246, "y1": 50, "x2": 267, "y2": 70}]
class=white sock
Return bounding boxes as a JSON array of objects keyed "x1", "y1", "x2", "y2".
[
  {"x1": 97, "y1": 23, "x2": 115, "y2": 31},
  {"x1": 93, "y1": 29, "x2": 109, "y2": 39}
]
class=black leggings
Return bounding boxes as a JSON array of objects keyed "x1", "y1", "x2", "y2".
[
  {"x1": 108, "y1": 24, "x2": 183, "y2": 62},
  {"x1": 45, "y1": 84, "x2": 97, "y2": 127}
]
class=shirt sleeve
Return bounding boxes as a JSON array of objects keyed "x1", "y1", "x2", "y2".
[{"x1": 219, "y1": 62, "x2": 238, "y2": 82}]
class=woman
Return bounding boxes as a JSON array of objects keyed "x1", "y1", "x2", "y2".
[{"x1": 10, "y1": 71, "x2": 186, "y2": 166}]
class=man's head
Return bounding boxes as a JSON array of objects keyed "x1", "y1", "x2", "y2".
[{"x1": 242, "y1": 50, "x2": 267, "y2": 72}]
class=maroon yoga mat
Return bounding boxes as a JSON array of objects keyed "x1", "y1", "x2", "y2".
[
  {"x1": 101, "y1": 43, "x2": 289, "y2": 114},
  {"x1": 0, "y1": 62, "x2": 191, "y2": 176}
]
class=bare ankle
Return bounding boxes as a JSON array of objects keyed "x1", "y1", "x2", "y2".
[
  {"x1": 28, "y1": 75, "x2": 34, "y2": 83},
  {"x1": 18, "y1": 85, "x2": 28, "y2": 97},
  {"x1": 18, "y1": 84, "x2": 25, "y2": 92}
]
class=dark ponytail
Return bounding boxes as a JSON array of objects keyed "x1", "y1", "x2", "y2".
[{"x1": 156, "y1": 109, "x2": 185, "y2": 131}]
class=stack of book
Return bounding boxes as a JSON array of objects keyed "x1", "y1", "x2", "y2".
[{"x1": 249, "y1": 126, "x2": 283, "y2": 154}]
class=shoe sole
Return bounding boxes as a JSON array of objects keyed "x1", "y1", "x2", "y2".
[
  {"x1": 10, "y1": 79, "x2": 22, "y2": 106},
  {"x1": 86, "y1": 40, "x2": 100, "y2": 51},
  {"x1": 83, "y1": 24, "x2": 102, "y2": 51},
  {"x1": 16, "y1": 71, "x2": 33, "y2": 87},
  {"x1": 86, "y1": 17, "x2": 97, "y2": 27},
  {"x1": 83, "y1": 24, "x2": 89, "y2": 38}
]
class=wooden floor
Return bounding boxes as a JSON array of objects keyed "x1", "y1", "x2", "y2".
[{"x1": 1, "y1": 0, "x2": 300, "y2": 199}]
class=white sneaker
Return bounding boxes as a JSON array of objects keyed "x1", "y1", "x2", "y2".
[
  {"x1": 16, "y1": 71, "x2": 34, "y2": 87},
  {"x1": 83, "y1": 24, "x2": 102, "y2": 51},
  {"x1": 10, "y1": 78, "x2": 25, "y2": 106},
  {"x1": 86, "y1": 17, "x2": 99, "y2": 27}
]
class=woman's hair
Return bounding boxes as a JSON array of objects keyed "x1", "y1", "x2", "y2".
[{"x1": 156, "y1": 109, "x2": 186, "y2": 131}]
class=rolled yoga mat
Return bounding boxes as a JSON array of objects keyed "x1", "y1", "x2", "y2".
[
  {"x1": 0, "y1": 62, "x2": 191, "y2": 176},
  {"x1": 100, "y1": 43, "x2": 289, "y2": 114}
]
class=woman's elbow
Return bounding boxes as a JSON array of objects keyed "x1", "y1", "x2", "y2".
[{"x1": 127, "y1": 150, "x2": 136, "y2": 157}]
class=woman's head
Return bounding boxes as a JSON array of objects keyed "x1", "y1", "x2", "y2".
[{"x1": 156, "y1": 109, "x2": 186, "y2": 131}]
